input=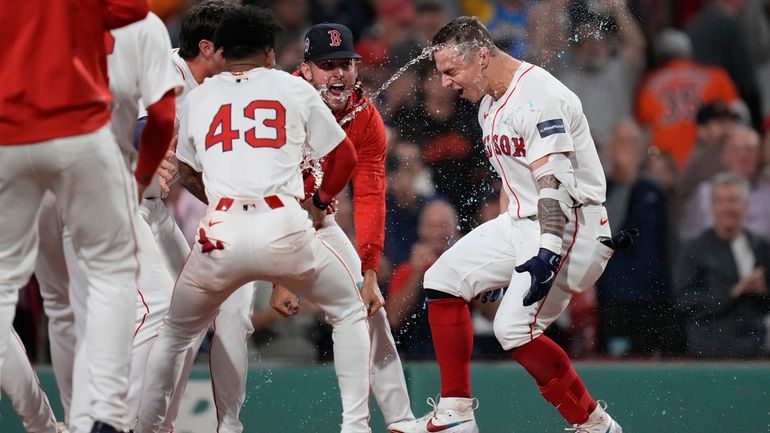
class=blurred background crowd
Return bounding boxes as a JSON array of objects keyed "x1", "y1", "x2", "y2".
[{"x1": 13, "y1": 0, "x2": 770, "y2": 364}]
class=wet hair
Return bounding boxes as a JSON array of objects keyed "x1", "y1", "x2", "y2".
[
  {"x1": 431, "y1": 16, "x2": 497, "y2": 57},
  {"x1": 178, "y1": 0, "x2": 238, "y2": 60},
  {"x1": 213, "y1": 6, "x2": 283, "y2": 61}
]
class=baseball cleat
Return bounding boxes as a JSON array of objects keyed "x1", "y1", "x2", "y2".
[
  {"x1": 565, "y1": 401, "x2": 622, "y2": 433},
  {"x1": 90, "y1": 422, "x2": 125, "y2": 433},
  {"x1": 388, "y1": 396, "x2": 479, "y2": 433}
]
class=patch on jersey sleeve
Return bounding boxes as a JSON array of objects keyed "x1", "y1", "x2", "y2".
[{"x1": 537, "y1": 119, "x2": 566, "y2": 138}]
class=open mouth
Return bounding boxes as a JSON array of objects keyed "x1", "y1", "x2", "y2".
[{"x1": 326, "y1": 83, "x2": 346, "y2": 97}]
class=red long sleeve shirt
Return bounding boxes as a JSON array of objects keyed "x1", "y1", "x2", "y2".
[
  {"x1": 303, "y1": 87, "x2": 387, "y2": 273},
  {"x1": 0, "y1": 0, "x2": 149, "y2": 145}
]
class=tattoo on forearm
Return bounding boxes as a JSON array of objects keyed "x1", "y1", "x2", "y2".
[{"x1": 537, "y1": 175, "x2": 567, "y2": 237}]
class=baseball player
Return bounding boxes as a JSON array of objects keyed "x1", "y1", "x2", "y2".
[
  {"x1": 268, "y1": 22, "x2": 417, "y2": 432},
  {"x1": 33, "y1": 11, "x2": 181, "y2": 433},
  {"x1": 0, "y1": 2, "x2": 154, "y2": 433},
  {"x1": 389, "y1": 17, "x2": 629, "y2": 433},
  {"x1": 135, "y1": 6, "x2": 373, "y2": 433},
  {"x1": 141, "y1": 3, "x2": 261, "y2": 432}
]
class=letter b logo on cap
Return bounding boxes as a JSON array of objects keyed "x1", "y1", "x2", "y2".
[{"x1": 328, "y1": 29, "x2": 342, "y2": 47}]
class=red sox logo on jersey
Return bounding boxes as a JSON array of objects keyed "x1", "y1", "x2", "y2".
[
  {"x1": 328, "y1": 29, "x2": 342, "y2": 47},
  {"x1": 483, "y1": 134, "x2": 526, "y2": 158}
]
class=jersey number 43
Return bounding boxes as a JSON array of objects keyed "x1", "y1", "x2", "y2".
[{"x1": 205, "y1": 101, "x2": 286, "y2": 152}]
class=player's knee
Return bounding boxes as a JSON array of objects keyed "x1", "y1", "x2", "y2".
[{"x1": 493, "y1": 314, "x2": 532, "y2": 350}]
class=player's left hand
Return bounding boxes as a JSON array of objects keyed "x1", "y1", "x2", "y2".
[
  {"x1": 308, "y1": 204, "x2": 326, "y2": 230},
  {"x1": 360, "y1": 270, "x2": 385, "y2": 316},
  {"x1": 516, "y1": 248, "x2": 562, "y2": 307},
  {"x1": 157, "y1": 150, "x2": 177, "y2": 194}
]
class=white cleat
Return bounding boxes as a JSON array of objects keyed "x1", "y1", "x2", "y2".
[
  {"x1": 565, "y1": 401, "x2": 622, "y2": 433},
  {"x1": 56, "y1": 422, "x2": 70, "y2": 433},
  {"x1": 388, "y1": 396, "x2": 479, "y2": 433}
]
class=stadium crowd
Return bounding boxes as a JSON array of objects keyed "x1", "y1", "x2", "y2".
[{"x1": 13, "y1": 0, "x2": 770, "y2": 363}]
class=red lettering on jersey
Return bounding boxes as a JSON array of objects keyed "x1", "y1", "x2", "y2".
[
  {"x1": 492, "y1": 134, "x2": 501, "y2": 155},
  {"x1": 244, "y1": 100, "x2": 286, "y2": 149},
  {"x1": 500, "y1": 135, "x2": 511, "y2": 156},
  {"x1": 328, "y1": 29, "x2": 342, "y2": 47},
  {"x1": 104, "y1": 32, "x2": 115, "y2": 55},
  {"x1": 205, "y1": 104, "x2": 239, "y2": 152},
  {"x1": 512, "y1": 137, "x2": 526, "y2": 157}
]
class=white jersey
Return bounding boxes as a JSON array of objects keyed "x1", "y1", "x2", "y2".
[
  {"x1": 107, "y1": 12, "x2": 182, "y2": 168},
  {"x1": 171, "y1": 50, "x2": 200, "y2": 126},
  {"x1": 176, "y1": 68, "x2": 346, "y2": 201},
  {"x1": 479, "y1": 62, "x2": 606, "y2": 219}
]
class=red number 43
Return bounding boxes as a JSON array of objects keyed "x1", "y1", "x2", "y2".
[{"x1": 205, "y1": 100, "x2": 286, "y2": 152}]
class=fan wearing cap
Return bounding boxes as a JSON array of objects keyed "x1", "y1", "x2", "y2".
[{"x1": 269, "y1": 23, "x2": 420, "y2": 433}]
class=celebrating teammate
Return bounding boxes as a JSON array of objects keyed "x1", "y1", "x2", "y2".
[
  {"x1": 390, "y1": 17, "x2": 624, "y2": 433},
  {"x1": 266, "y1": 22, "x2": 417, "y2": 432},
  {"x1": 0, "y1": 2, "x2": 154, "y2": 433},
  {"x1": 32, "y1": 10, "x2": 181, "y2": 433},
  {"x1": 136, "y1": 7, "x2": 376, "y2": 433}
]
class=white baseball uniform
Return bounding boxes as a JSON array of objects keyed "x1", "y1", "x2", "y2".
[
  {"x1": 136, "y1": 67, "x2": 372, "y2": 433},
  {"x1": 140, "y1": 50, "x2": 260, "y2": 433},
  {"x1": 33, "y1": 12, "x2": 182, "y2": 433},
  {"x1": 424, "y1": 62, "x2": 615, "y2": 350}
]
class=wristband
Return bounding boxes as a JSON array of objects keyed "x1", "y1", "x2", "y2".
[
  {"x1": 312, "y1": 192, "x2": 329, "y2": 210},
  {"x1": 540, "y1": 233, "x2": 563, "y2": 255}
]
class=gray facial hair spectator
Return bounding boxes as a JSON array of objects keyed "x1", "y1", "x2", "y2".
[{"x1": 675, "y1": 172, "x2": 770, "y2": 358}]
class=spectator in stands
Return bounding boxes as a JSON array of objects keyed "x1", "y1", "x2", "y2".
[
  {"x1": 680, "y1": 125, "x2": 770, "y2": 241},
  {"x1": 485, "y1": 0, "x2": 533, "y2": 59},
  {"x1": 391, "y1": 71, "x2": 488, "y2": 231},
  {"x1": 675, "y1": 172, "x2": 770, "y2": 358},
  {"x1": 384, "y1": 141, "x2": 435, "y2": 266},
  {"x1": 636, "y1": 29, "x2": 741, "y2": 168},
  {"x1": 687, "y1": 0, "x2": 762, "y2": 128},
  {"x1": 596, "y1": 120, "x2": 672, "y2": 356},
  {"x1": 385, "y1": 200, "x2": 459, "y2": 359},
  {"x1": 557, "y1": 0, "x2": 646, "y2": 151},
  {"x1": 528, "y1": 0, "x2": 570, "y2": 69},
  {"x1": 675, "y1": 102, "x2": 740, "y2": 214}
]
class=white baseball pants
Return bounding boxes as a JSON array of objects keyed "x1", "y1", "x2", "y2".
[
  {"x1": 204, "y1": 215, "x2": 413, "y2": 433},
  {"x1": 0, "y1": 126, "x2": 137, "y2": 431},
  {"x1": 424, "y1": 206, "x2": 614, "y2": 350},
  {"x1": 136, "y1": 197, "x2": 372, "y2": 433},
  {"x1": 1, "y1": 329, "x2": 59, "y2": 433}
]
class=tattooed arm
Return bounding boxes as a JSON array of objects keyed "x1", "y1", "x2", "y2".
[
  {"x1": 536, "y1": 174, "x2": 567, "y2": 242},
  {"x1": 179, "y1": 161, "x2": 208, "y2": 205}
]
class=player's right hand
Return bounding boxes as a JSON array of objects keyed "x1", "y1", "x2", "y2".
[
  {"x1": 270, "y1": 285, "x2": 300, "y2": 317},
  {"x1": 516, "y1": 248, "x2": 562, "y2": 306},
  {"x1": 308, "y1": 204, "x2": 327, "y2": 230}
]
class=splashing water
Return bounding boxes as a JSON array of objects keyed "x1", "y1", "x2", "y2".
[
  {"x1": 301, "y1": 45, "x2": 437, "y2": 189},
  {"x1": 338, "y1": 45, "x2": 437, "y2": 127}
]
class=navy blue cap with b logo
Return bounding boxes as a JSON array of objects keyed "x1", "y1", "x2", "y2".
[{"x1": 303, "y1": 23, "x2": 361, "y2": 62}]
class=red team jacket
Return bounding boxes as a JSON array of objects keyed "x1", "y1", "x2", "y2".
[
  {"x1": 0, "y1": 0, "x2": 149, "y2": 145},
  {"x1": 303, "y1": 85, "x2": 387, "y2": 274}
]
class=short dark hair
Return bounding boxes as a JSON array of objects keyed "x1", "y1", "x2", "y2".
[
  {"x1": 432, "y1": 16, "x2": 496, "y2": 52},
  {"x1": 213, "y1": 6, "x2": 282, "y2": 61},
  {"x1": 178, "y1": 0, "x2": 238, "y2": 60}
]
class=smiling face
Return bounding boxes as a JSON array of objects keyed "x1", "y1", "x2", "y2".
[
  {"x1": 432, "y1": 43, "x2": 487, "y2": 103},
  {"x1": 300, "y1": 58, "x2": 357, "y2": 112}
]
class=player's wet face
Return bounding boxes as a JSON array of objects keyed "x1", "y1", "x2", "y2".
[
  {"x1": 433, "y1": 45, "x2": 484, "y2": 103},
  {"x1": 307, "y1": 59, "x2": 357, "y2": 112}
]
